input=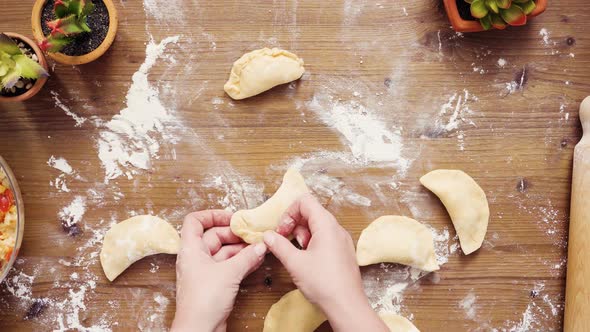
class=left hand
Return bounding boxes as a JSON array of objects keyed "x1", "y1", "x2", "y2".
[{"x1": 171, "y1": 210, "x2": 267, "y2": 332}]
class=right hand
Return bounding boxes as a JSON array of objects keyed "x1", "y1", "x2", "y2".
[{"x1": 262, "y1": 194, "x2": 388, "y2": 332}]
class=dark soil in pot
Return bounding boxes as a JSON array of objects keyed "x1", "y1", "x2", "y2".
[
  {"x1": 456, "y1": 0, "x2": 477, "y2": 21},
  {"x1": 41, "y1": 0, "x2": 109, "y2": 56},
  {"x1": 0, "y1": 38, "x2": 40, "y2": 98}
]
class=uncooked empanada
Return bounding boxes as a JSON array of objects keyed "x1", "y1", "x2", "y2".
[
  {"x1": 263, "y1": 289, "x2": 420, "y2": 332},
  {"x1": 379, "y1": 313, "x2": 420, "y2": 332},
  {"x1": 230, "y1": 168, "x2": 310, "y2": 244},
  {"x1": 420, "y1": 169, "x2": 489, "y2": 255},
  {"x1": 100, "y1": 215, "x2": 180, "y2": 281},
  {"x1": 263, "y1": 289, "x2": 326, "y2": 332},
  {"x1": 224, "y1": 48, "x2": 305, "y2": 100},
  {"x1": 356, "y1": 216, "x2": 439, "y2": 272}
]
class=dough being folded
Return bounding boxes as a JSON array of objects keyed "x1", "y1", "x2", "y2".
[
  {"x1": 224, "y1": 47, "x2": 305, "y2": 100},
  {"x1": 100, "y1": 215, "x2": 180, "y2": 281},
  {"x1": 356, "y1": 216, "x2": 439, "y2": 272},
  {"x1": 420, "y1": 169, "x2": 489, "y2": 255},
  {"x1": 231, "y1": 168, "x2": 310, "y2": 244},
  {"x1": 263, "y1": 289, "x2": 326, "y2": 332}
]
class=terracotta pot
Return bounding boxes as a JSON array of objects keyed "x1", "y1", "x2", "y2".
[
  {"x1": 443, "y1": 0, "x2": 548, "y2": 33},
  {"x1": 0, "y1": 32, "x2": 49, "y2": 102},
  {"x1": 31, "y1": 0, "x2": 119, "y2": 65}
]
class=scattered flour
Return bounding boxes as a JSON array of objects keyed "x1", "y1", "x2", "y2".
[
  {"x1": 472, "y1": 65, "x2": 486, "y2": 75},
  {"x1": 48, "y1": 156, "x2": 76, "y2": 193},
  {"x1": 50, "y1": 176, "x2": 70, "y2": 192},
  {"x1": 308, "y1": 93, "x2": 410, "y2": 174},
  {"x1": 497, "y1": 58, "x2": 507, "y2": 68},
  {"x1": 513, "y1": 194, "x2": 565, "y2": 247},
  {"x1": 47, "y1": 156, "x2": 73, "y2": 174},
  {"x1": 484, "y1": 281, "x2": 563, "y2": 331},
  {"x1": 58, "y1": 196, "x2": 87, "y2": 228},
  {"x1": 3, "y1": 271, "x2": 35, "y2": 301},
  {"x1": 306, "y1": 172, "x2": 371, "y2": 207},
  {"x1": 53, "y1": 285, "x2": 112, "y2": 332},
  {"x1": 436, "y1": 89, "x2": 478, "y2": 132},
  {"x1": 539, "y1": 28, "x2": 551, "y2": 46},
  {"x1": 133, "y1": 289, "x2": 173, "y2": 331},
  {"x1": 50, "y1": 91, "x2": 87, "y2": 127},
  {"x1": 138, "y1": 292, "x2": 170, "y2": 331},
  {"x1": 202, "y1": 171, "x2": 265, "y2": 211},
  {"x1": 1, "y1": 259, "x2": 111, "y2": 331},
  {"x1": 430, "y1": 227, "x2": 456, "y2": 266},
  {"x1": 538, "y1": 28, "x2": 560, "y2": 55},
  {"x1": 143, "y1": 0, "x2": 185, "y2": 23},
  {"x1": 459, "y1": 291, "x2": 478, "y2": 320},
  {"x1": 372, "y1": 282, "x2": 408, "y2": 314},
  {"x1": 504, "y1": 81, "x2": 520, "y2": 95},
  {"x1": 97, "y1": 36, "x2": 181, "y2": 183},
  {"x1": 559, "y1": 102, "x2": 570, "y2": 124},
  {"x1": 343, "y1": 0, "x2": 365, "y2": 25},
  {"x1": 501, "y1": 66, "x2": 528, "y2": 96}
]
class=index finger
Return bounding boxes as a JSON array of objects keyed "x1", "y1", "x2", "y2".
[
  {"x1": 182, "y1": 210, "x2": 233, "y2": 236},
  {"x1": 276, "y1": 193, "x2": 336, "y2": 236},
  {"x1": 181, "y1": 210, "x2": 234, "y2": 251}
]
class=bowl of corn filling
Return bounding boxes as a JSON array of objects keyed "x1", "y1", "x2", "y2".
[{"x1": 0, "y1": 156, "x2": 24, "y2": 282}]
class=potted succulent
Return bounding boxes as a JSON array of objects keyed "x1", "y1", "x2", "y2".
[
  {"x1": 31, "y1": 0, "x2": 118, "y2": 65},
  {"x1": 0, "y1": 33, "x2": 49, "y2": 102},
  {"x1": 443, "y1": 0, "x2": 547, "y2": 32}
]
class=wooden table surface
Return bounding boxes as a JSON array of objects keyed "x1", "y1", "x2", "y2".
[{"x1": 1, "y1": 0, "x2": 588, "y2": 331}]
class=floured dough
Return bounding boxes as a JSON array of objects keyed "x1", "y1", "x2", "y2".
[
  {"x1": 263, "y1": 289, "x2": 420, "y2": 332},
  {"x1": 231, "y1": 168, "x2": 310, "y2": 244},
  {"x1": 356, "y1": 216, "x2": 439, "y2": 272},
  {"x1": 100, "y1": 215, "x2": 180, "y2": 281},
  {"x1": 379, "y1": 313, "x2": 420, "y2": 332},
  {"x1": 420, "y1": 169, "x2": 489, "y2": 255},
  {"x1": 224, "y1": 48, "x2": 305, "y2": 100},
  {"x1": 263, "y1": 289, "x2": 326, "y2": 332}
]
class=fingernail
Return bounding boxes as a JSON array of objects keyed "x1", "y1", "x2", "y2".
[
  {"x1": 282, "y1": 216, "x2": 295, "y2": 226},
  {"x1": 296, "y1": 235, "x2": 304, "y2": 247},
  {"x1": 263, "y1": 231, "x2": 275, "y2": 246},
  {"x1": 254, "y1": 242, "x2": 267, "y2": 256}
]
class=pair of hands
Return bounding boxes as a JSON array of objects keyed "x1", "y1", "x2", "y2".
[{"x1": 171, "y1": 194, "x2": 388, "y2": 332}]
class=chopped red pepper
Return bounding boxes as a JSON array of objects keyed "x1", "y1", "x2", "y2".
[
  {"x1": 5, "y1": 189, "x2": 13, "y2": 205},
  {"x1": 0, "y1": 189, "x2": 13, "y2": 212},
  {"x1": 4, "y1": 247, "x2": 13, "y2": 262},
  {"x1": 0, "y1": 196, "x2": 9, "y2": 212}
]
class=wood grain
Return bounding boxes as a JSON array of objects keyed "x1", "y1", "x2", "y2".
[{"x1": 0, "y1": 0, "x2": 588, "y2": 331}]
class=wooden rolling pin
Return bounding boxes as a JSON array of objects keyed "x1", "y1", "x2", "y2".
[{"x1": 564, "y1": 96, "x2": 590, "y2": 332}]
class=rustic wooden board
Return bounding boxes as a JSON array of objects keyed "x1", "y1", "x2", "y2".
[{"x1": 0, "y1": 0, "x2": 588, "y2": 331}]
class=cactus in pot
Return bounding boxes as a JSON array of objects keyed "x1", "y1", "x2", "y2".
[
  {"x1": 39, "y1": 0, "x2": 96, "y2": 53},
  {"x1": 0, "y1": 33, "x2": 48, "y2": 95},
  {"x1": 465, "y1": 0, "x2": 537, "y2": 30}
]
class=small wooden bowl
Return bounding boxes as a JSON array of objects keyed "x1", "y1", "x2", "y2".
[
  {"x1": 0, "y1": 32, "x2": 49, "y2": 102},
  {"x1": 443, "y1": 0, "x2": 548, "y2": 33},
  {"x1": 31, "y1": 0, "x2": 119, "y2": 65}
]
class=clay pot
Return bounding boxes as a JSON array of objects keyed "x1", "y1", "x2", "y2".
[
  {"x1": 0, "y1": 33, "x2": 49, "y2": 102},
  {"x1": 31, "y1": 0, "x2": 119, "y2": 65},
  {"x1": 443, "y1": 0, "x2": 548, "y2": 33}
]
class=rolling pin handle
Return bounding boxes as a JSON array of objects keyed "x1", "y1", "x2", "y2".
[{"x1": 564, "y1": 96, "x2": 590, "y2": 332}]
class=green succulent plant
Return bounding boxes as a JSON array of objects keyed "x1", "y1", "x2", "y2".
[
  {"x1": 39, "y1": 0, "x2": 95, "y2": 53},
  {"x1": 465, "y1": 0, "x2": 537, "y2": 30},
  {"x1": 0, "y1": 34, "x2": 48, "y2": 91}
]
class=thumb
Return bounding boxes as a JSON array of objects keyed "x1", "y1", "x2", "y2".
[
  {"x1": 227, "y1": 242, "x2": 267, "y2": 278},
  {"x1": 263, "y1": 231, "x2": 300, "y2": 269}
]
